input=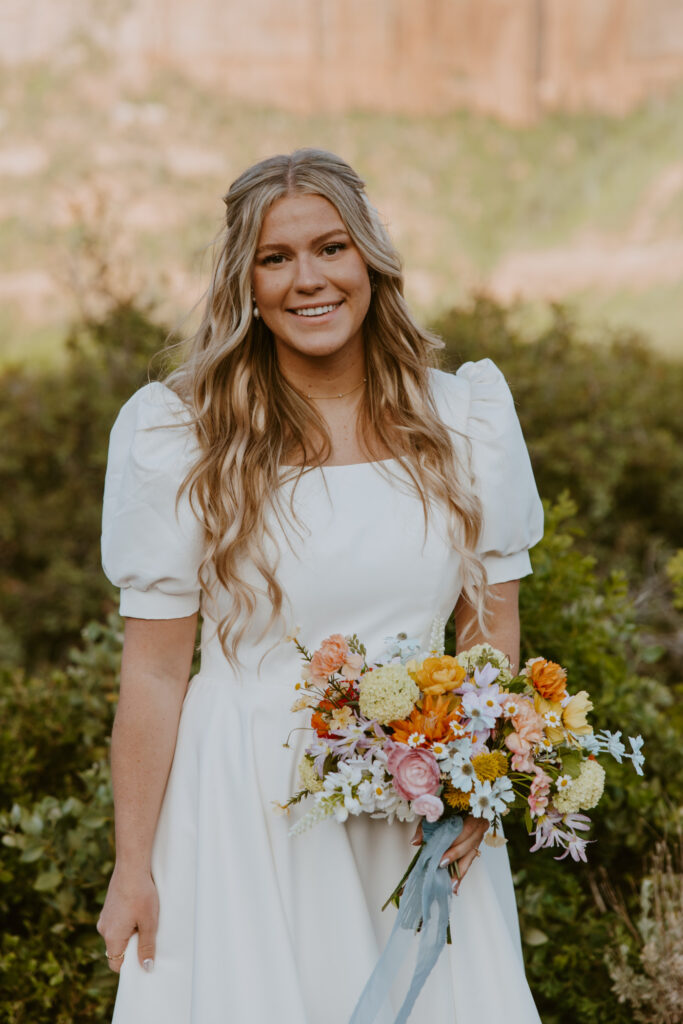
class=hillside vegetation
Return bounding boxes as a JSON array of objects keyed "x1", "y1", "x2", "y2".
[{"x1": 2, "y1": 57, "x2": 683, "y2": 363}]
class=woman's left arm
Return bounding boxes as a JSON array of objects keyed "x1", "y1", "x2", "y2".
[{"x1": 411, "y1": 580, "x2": 522, "y2": 890}]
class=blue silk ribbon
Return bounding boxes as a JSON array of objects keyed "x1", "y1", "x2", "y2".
[{"x1": 349, "y1": 815, "x2": 464, "y2": 1024}]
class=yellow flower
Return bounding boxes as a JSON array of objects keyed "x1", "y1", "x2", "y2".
[
  {"x1": 443, "y1": 783, "x2": 472, "y2": 812},
  {"x1": 410, "y1": 655, "x2": 466, "y2": 696},
  {"x1": 534, "y1": 694, "x2": 565, "y2": 745},
  {"x1": 472, "y1": 751, "x2": 509, "y2": 782},
  {"x1": 562, "y1": 691, "x2": 593, "y2": 735}
]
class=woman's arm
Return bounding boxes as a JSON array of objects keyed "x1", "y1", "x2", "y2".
[
  {"x1": 97, "y1": 613, "x2": 197, "y2": 973},
  {"x1": 412, "y1": 581, "x2": 522, "y2": 887},
  {"x1": 455, "y1": 579, "x2": 521, "y2": 673}
]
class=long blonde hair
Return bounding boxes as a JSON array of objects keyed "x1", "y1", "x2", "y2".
[{"x1": 166, "y1": 148, "x2": 487, "y2": 663}]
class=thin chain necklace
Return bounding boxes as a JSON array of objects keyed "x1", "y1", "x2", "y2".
[{"x1": 305, "y1": 377, "x2": 367, "y2": 400}]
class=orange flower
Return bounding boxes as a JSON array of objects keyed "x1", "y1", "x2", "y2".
[
  {"x1": 389, "y1": 693, "x2": 461, "y2": 745},
  {"x1": 410, "y1": 655, "x2": 466, "y2": 697},
  {"x1": 310, "y1": 683, "x2": 356, "y2": 738},
  {"x1": 524, "y1": 657, "x2": 567, "y2": 703}
]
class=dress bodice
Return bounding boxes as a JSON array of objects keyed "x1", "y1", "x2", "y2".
[{"x1": 101, "y1": 360, "x2": 543, "y2": 683}]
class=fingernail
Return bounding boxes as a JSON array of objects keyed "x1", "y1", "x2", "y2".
[
  {"x1": 411, "y1": 838, "x2": 420, "y2": 846},
  {"x1": 452, "y1": 882, "x2": 459, "y2": 894},
  {"x1": 142, "y1": 958, "x2": 154, "y2": 973},
  {"x1": 439, "y1": 857, "x2": 449, "y2": 868}
]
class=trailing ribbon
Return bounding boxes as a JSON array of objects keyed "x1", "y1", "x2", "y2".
[{"x1": 349, "y1": 815, "x2": 463, "y2": 1024}]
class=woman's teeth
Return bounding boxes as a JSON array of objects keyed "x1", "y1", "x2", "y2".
[{"x1": 293, "y1": 303, "x2": 340, "y2": 317}]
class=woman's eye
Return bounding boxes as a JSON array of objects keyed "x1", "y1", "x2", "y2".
[
  {"x1": 322, "y1": 243, "x2": 346, "y2": 256},
  {"x1": 262, "y1": 253, "x2": 287, "y2": 265}
]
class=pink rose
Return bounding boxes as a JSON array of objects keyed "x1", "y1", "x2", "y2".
[
  {"x1": 412, "y1": 794, "x2": 444, "y2": 822},
  {"x1": 385, "y1": 740, "x2": 411, "y2": 776},
  {"x1": 388, "y1": 746, "x2": 441, "y2": 802},
  {"x1": 309, "y1": 634, "x2": 350, "y2": 681}
]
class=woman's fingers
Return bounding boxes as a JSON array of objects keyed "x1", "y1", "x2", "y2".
[
  {"x1": 136, "y1": 892, "x2": 159, "y2": 972},
  {"x1": 451, "y1": 846, "x2": 481, "y2": 893},
  {"x1": 97, "y1": 915, "x2": 130, "y2": 974},
  {"x1": 410, "y1": 821, "x2": 424, "y2": 846},
  {"x1": 439, "y1": 816, "x2": 488, "y2": 869},
  {"x1": 97, "y1": 869, "x2": 159, "y2": 973}
]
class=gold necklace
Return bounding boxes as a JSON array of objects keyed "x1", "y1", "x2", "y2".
[{"x1": 305, "y1": 377, "x2": 367, "y2": 400}]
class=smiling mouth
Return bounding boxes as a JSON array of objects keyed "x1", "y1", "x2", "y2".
[{"x1": 290, "y1": 301, "x2": 343, "y2": 318}]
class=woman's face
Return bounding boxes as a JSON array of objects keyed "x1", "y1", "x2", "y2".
[{"x1": 251, "y1": 193, "x2": 372, "y2": 367}]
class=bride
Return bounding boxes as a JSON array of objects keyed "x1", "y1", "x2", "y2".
[{"x1": 97, "y1": 148, "x2": 543, "y2": 1022}]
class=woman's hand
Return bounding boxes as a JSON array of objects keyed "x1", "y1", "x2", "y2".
[
  {"x1": 411, "y1": 815, "x2": 488, "y2": 893},
  {"x1": 97, "y1": 865, "x2": 159, "y2": 973}
]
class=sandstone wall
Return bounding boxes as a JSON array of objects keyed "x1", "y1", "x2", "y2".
[{"x1": 3, "y1": 0, "x2": 683, "y2": 122}]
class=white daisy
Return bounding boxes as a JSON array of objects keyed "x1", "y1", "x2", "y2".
[
  {"x1": 470, "y1": 779, "x2": 496, "y2": 822},
  {"x1": 407, "y1": 731, "x2": 426, "y2": 749},
  {"x1": 448, "y1": 754, "x2": 476, "y2": 793}
]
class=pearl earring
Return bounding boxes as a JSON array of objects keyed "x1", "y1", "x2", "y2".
[{"x1": 251, "y1": 291, "x2": 260, "y2": 319}]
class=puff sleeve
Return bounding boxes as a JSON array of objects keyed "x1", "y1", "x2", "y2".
[
  {"x1": 101, "y1": 382, "x2": 205, "y2": 618},
  {"x1": 432, "y1": 359, "x2": 544, "y2": 584}
]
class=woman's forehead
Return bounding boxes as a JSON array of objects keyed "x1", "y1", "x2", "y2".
[{"x1": 257, "y1": 194, "x2": 346, "y2": 247}]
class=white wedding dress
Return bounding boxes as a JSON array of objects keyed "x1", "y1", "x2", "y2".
[{"x1": 101, "y1": 358, "x2": 544, "y2": 1024}]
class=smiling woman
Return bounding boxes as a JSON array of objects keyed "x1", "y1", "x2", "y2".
[
  {"x1": 97, "y1": 148, "x2": 544, "y2": 1024},
  {"x1": 252, "y1": 195, "x2": 371, "y2": 375}
]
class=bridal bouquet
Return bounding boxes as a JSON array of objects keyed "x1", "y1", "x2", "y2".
[
  {"x1": 277, "y1": 623, "x2": 644, "y2": 1022},
  {"x1": 280, "y1": 622, "x2": 645, "y2": 865}
]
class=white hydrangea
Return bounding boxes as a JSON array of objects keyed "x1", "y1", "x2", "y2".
[
  {"x1": 358, "y1": 664, "x2": 419, "y2": 724},
  {"x1": 553, "y1": 758, "x2": 606, "y2": 814},
  {"x1": 455, "y1": 644, "x2": 513, "y2": 685},
  {"x1": 298, "y1": 756, "x2": 324, "y2": 793}
]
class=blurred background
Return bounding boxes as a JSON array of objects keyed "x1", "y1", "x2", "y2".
[
  {"x1": 2, "y1": 0, "x2": 683, "y2": 362},
  {"x1": 1, "y1": 3, "x2": 682, "y2": 1023}
]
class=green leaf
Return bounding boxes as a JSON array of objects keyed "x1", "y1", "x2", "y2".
[
  {"x1": 34, "y1": 868, "x2": 63, "y2": 892},
  {"x1": 560, "y1": 750, "x2": 582, "y2": 779},
  {"x1": 523, "y1": 926, "x2": 550, "y2": 946},
  {"x1": 80, "y1": 814, "x2": 107, "y2": 830}
]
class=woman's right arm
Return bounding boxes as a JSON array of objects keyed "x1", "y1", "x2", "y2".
[{"x1": 97, "y1": 612, "x2": 198, "y2": 974}]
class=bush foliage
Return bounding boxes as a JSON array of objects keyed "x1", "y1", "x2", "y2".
[{"x1": 1, "y1": 298, "x2": 681, "y2": 1022}]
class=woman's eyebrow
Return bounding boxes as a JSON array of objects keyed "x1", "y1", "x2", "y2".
[{"x1": 255, "y1": 229, "x2": 349, "y2": 254}]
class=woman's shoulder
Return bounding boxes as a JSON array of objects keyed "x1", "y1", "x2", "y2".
[
  {"x1": 107, "y1": 382, "x2": 197, "y2": 477},
  {"x1": 114, "y1": 380, "x2": 193, "y2": 431},
  {"x1": 428, "y1": 358, "x2": 515, "y2": 438}
]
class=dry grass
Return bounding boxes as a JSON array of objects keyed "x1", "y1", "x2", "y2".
[{"x1": 604, "y1": 838, "x2": 683, "y2": 1024}]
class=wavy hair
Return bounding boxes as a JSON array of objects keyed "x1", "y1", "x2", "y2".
[{"x1": 166, "y1": 148, "x2": 488, "y2": 663}]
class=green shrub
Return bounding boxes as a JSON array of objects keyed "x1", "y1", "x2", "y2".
[
  {"x1": 1, "y1": 502, "x2": 680, "y2": 1022},
  {"x1": 436, "y1": 298, "x2": 683, "y2": 573},
  {"x1": 0, "y1": 305, "x2": 167, "y2": 669}
]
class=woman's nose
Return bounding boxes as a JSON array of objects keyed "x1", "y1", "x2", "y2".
[{"x1": 292, "y1": 256, "x2": 326, "y2": 292}]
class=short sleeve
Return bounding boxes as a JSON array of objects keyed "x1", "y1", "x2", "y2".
[
  {"x1": 101, "y1": 382, "x2": 205, "y2": 618},
  {"x1": 430, "y1": 359, "x2": 544, "y2": 584}
]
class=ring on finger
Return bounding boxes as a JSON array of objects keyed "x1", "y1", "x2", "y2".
[{"x1": 106, "y1": 950, "x2": 125, "y2": 961}]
